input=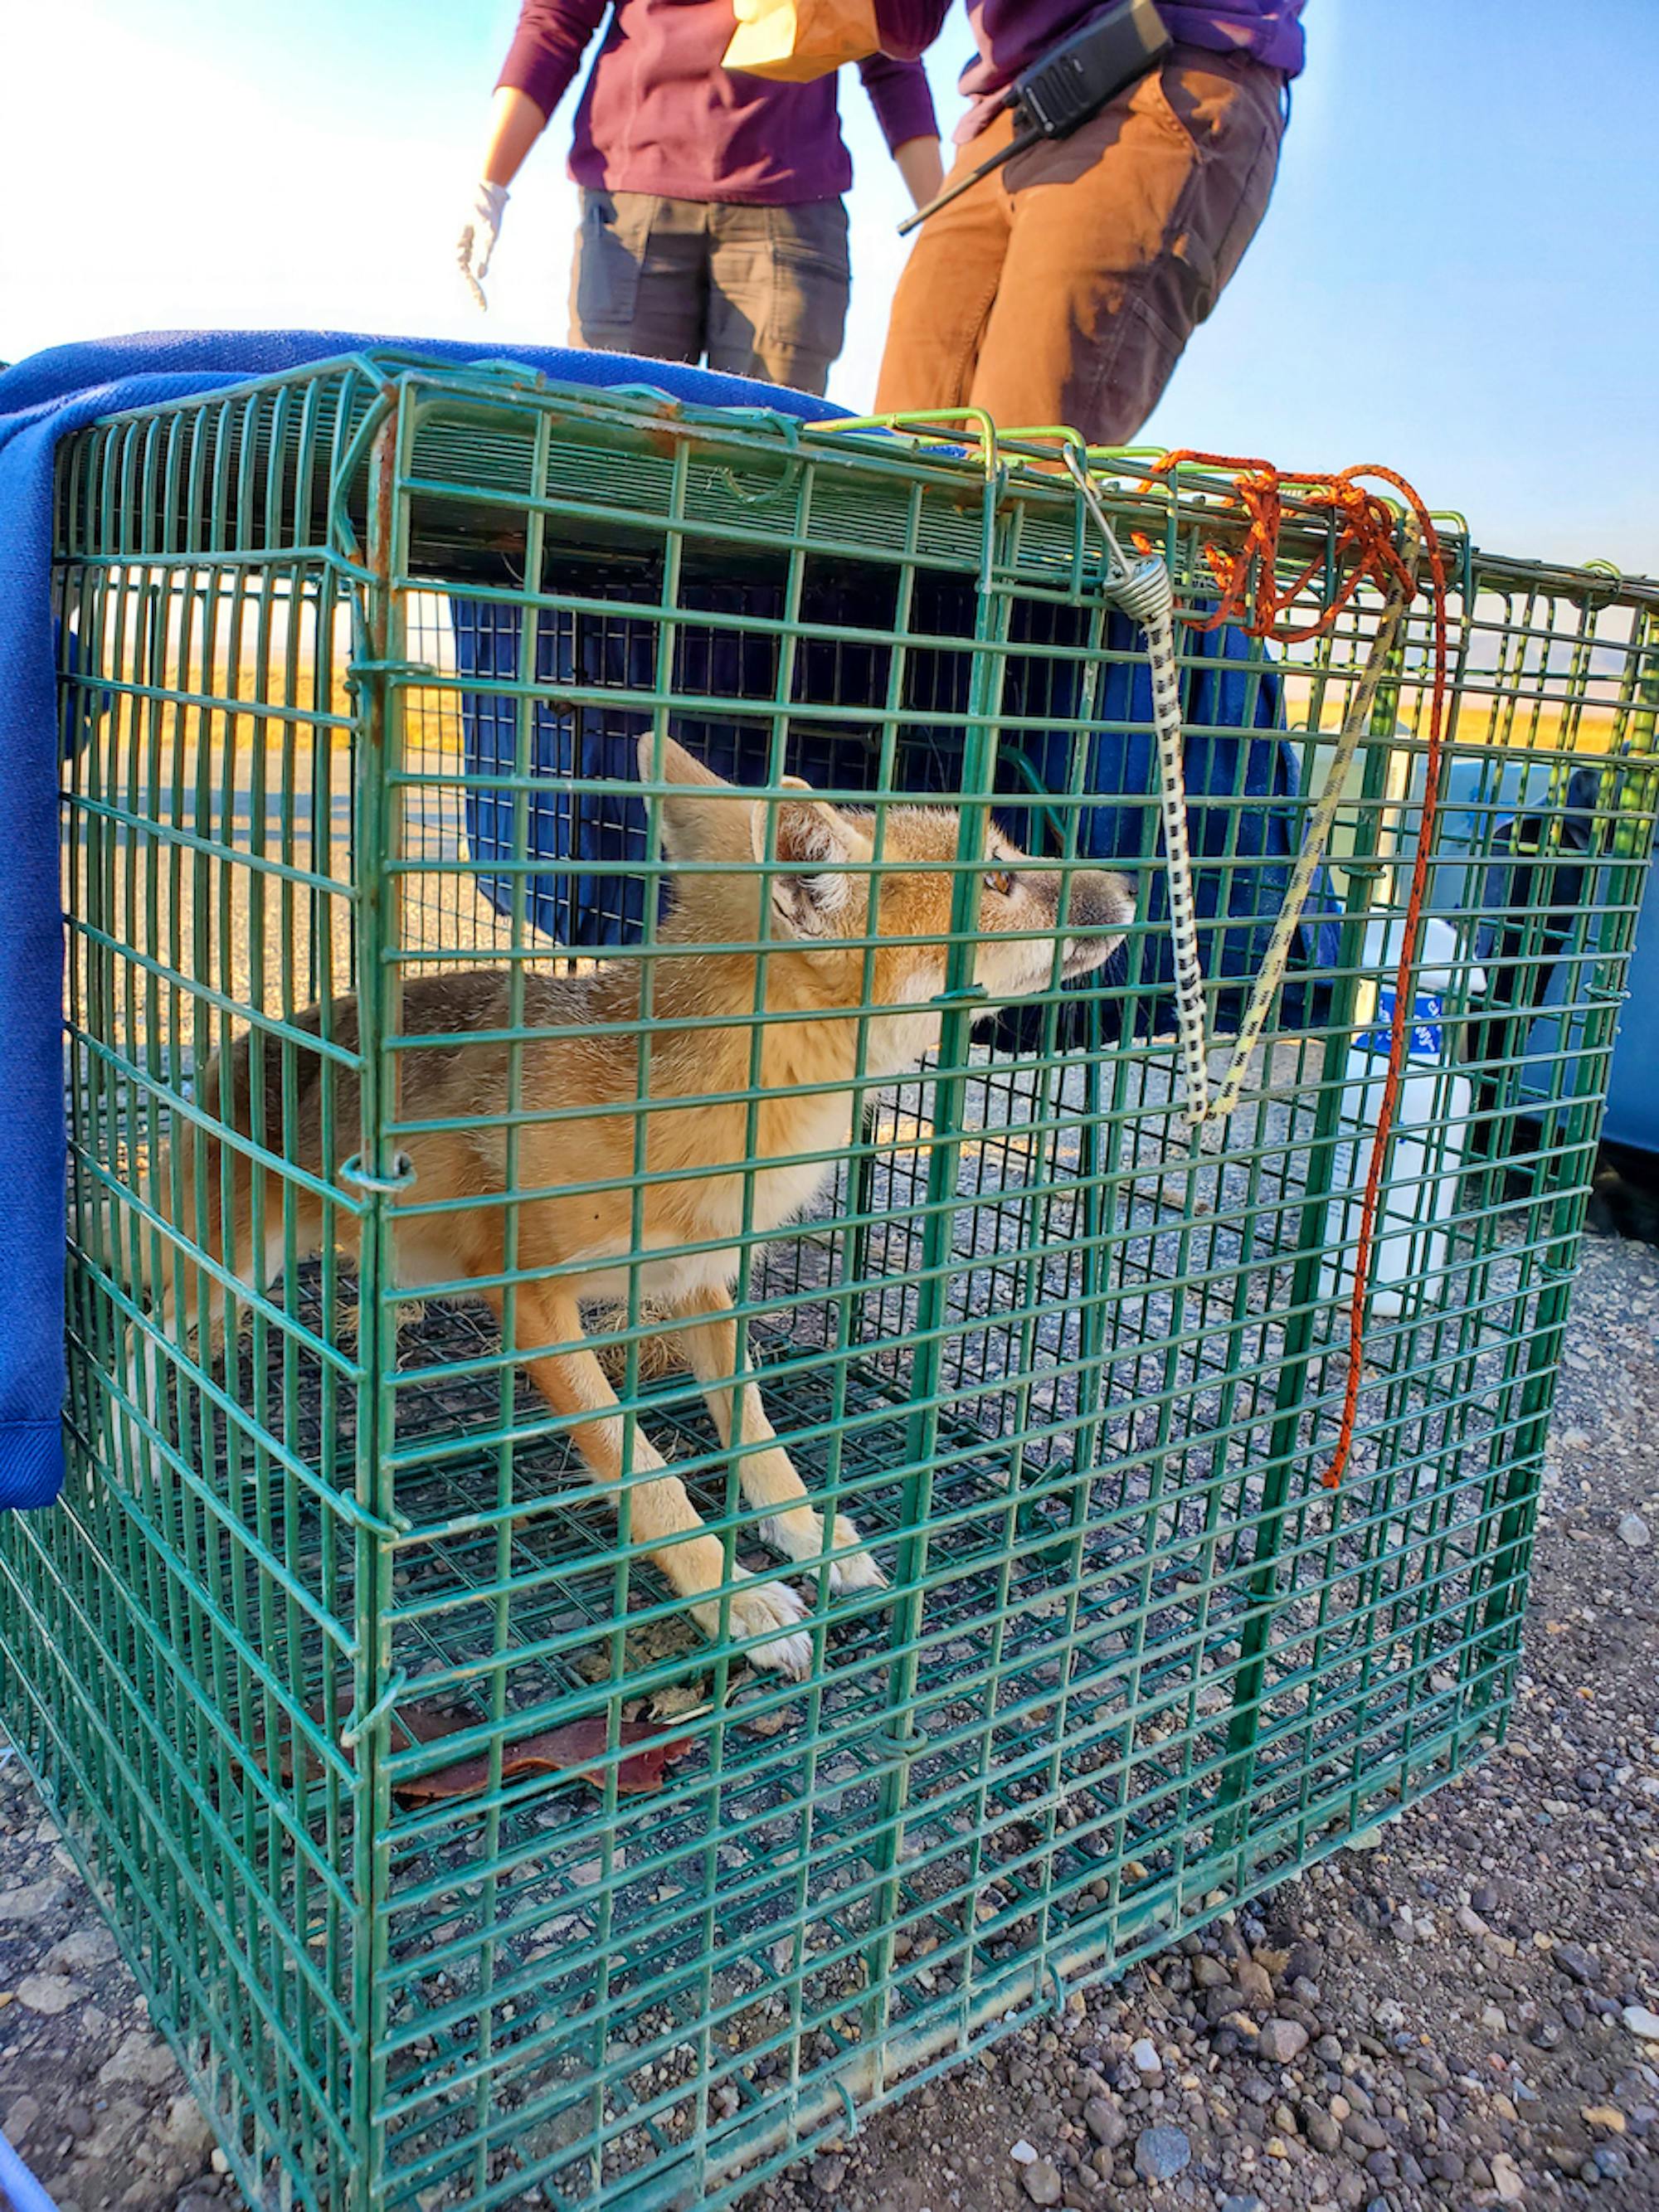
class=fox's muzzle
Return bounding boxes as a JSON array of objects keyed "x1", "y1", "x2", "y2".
[{"x1": 1058, "y1": 868, "x2": 1135, "y2": 977}]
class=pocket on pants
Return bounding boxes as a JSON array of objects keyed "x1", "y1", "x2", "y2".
[
  {"x1": 1144, "y1": 56, "x2": 1283, "y2": 318},
  {"x1": 1085, "y1": 285, "x2": 1190, "y2": 446},
  {"x1": 573, "y1": 191, "x2": 649, "y2": 337},
  {"x1": 761, "y1": 202, "x2": 852, "y2": 364}
]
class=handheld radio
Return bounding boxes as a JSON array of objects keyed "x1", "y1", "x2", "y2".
[{"x1": 898, "y1": 0, "x2": 1172, "y2": 236}]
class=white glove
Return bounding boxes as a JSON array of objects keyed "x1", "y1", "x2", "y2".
[{"x1": 457, "y1": 182, "x2": 510, "y2": 310}]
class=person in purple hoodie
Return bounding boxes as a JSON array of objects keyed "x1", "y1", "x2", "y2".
[
  {"x1": 869, "y1": 2, "x2": 1306, "y2": 442},
  {"x1": 456, "y1": 0, "x2": 942, "y2": 397}
]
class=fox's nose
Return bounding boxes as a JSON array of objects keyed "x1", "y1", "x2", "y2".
[{"x1": 1058, "y1": 868, "x2": 1135, "y2": 937}]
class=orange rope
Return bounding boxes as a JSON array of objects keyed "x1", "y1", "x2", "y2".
[{"x1": 1151, "y1": 453, "x2": 1452, "y2": 1490}]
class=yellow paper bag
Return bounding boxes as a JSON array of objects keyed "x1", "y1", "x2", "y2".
[{"x1": 722, "y1": 0, "x2": 883, "y2": 82}]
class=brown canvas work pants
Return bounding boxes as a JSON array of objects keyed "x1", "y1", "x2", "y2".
[
  {"x1": 874, "y1": 46, "x2": 1286, "y2": 445},
  {"x1": 571, "y1": 190, "x2": 852, "y2": 397}
]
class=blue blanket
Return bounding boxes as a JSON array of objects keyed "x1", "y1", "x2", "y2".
[{"x1": 0, "y1": 331, "x2": 841, "y2": 1510}]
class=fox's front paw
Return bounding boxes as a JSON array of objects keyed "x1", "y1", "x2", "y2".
[
  {"x1": 827, "y1": 1516, "x2": 888, "y2": 1595},
  {"x1": 695, "y1": 1570, "x2": 813, "y2": 1680},
  {"x1": 761, "y1": 1508, "x2": 888, "y2": 1595}
]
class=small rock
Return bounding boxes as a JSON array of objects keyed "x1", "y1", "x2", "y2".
[
  {"x1": 1233, "y1": 1959, "x2": 1275, "y2": 2011},
  {"x1": 1220, "y1": 2199, "x2": 1265, "y2": 2212},
  {"x1": 1582, "y1": 2106, "x2": 1626, "y2": 2134},
  {"x1": 1491, "y1": 2151, "x2": 1525, "y2": 2203},
  {"x1": 811, "y1": 2155, "x2": 847, "y2": 2195},
  {"x1": 1303, "y1": 2106, "x2": 1343, "y2": 2156},
  {"x1": 1129, "y1": 2037, "x2": 1161, "y2": 2073},
  {"x1": 80, "y1": 2098, "x2": 144, "y2": 2162},
  {"x1": 44, "y1": 1928, "x2": 119, "y2": 1975},
  {"x1": 0, "y1": 1879, "x2": 67, "y2": 1923},
  {"x1": 1258, "y1": 2020, "x2": 1309, "y2": 2064},
  {"x1": 162, "y1": 2093, "x2": 215, "y2": 2160},
  {"x1": 16, "y1": 1972, "x2": 79, "y2": 2015},
  {"x1": 1618, "y1": 1514, "x2": 1651, "y2": 1549},
  {"x1": 1083, "y1": 2098, "x2": 1126, "y2": 2150},
  {"x1": 3, "y1": 2096, "x2": 40, "y2": 2147},
  {"x1": 1011, "y1": 2141, "x2": 1038, "y2": 2166},
  {"x1": 1623, "y1": 2005, "x2": 1659, "y2": 2043},
  {"x1": 1554, "y1": 1941, "x2": 1600, "y2": 1985},
  {"x1": 1133, "y1": 2126, "x2": 1191, "y2": 2183},
  {"x1": 1020, "y1": 2160, "x2": 1063, "y2": 2207},
  {"x1": 100, "y1": 2030, "x2": 179, "y2": 2089}
]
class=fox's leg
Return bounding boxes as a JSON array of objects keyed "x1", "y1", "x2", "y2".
[
  {"x1": 124, "y1": 1176, "x2": 254, "y2": 1419},
  {"x1": 666, "y1": 1281, "x2": 887, "y2": 1595},
  {"x1": 128, "y1": 1162, "x2": 329, "y2": 1434},
  {"x1": 489, "y1": 1281, "x2": 814, "y2": 1678}
]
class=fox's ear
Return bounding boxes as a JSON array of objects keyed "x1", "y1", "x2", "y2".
[
  {"x1": 750, "y1": 792, "x2": 859, "y2": 938},
  {"x1": 637, "y1": 736, "x2": 752, "y2": 862}
]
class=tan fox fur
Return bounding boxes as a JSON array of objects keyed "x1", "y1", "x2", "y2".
[{"x1": 138, "y1": 738, "x2": 1132, "y2": 1675}]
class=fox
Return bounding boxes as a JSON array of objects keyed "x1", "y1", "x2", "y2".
[{"x1": 134, "y1": 737, "x2": 1133, "y2": 1676}]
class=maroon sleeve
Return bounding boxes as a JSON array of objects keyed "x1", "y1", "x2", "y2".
[
  {"x1": 869, "y1": 0, "x2": 951, "y2": 61},
  {"x1": 856, "y1": 52, "x2": 939, "y2": 150},
  {"x1": 495, "y1": 0, "x2": 611, "y2": 120}
]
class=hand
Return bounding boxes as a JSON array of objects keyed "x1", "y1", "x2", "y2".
[{"x1": 457, "y1": 182, "x2": 510, "y2": 310}]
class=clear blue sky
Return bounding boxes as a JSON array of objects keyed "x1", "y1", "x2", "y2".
[{"x1": 4, "y1": 0, "x2": 1655, "y2": 572}]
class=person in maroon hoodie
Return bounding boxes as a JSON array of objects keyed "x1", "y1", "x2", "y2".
[
  {"x1": 456, "y1": 0, "x2": 941, "y2": 397},
  {"x1": 869, "y1": 1, "x2": 1306, "y2": 442}
]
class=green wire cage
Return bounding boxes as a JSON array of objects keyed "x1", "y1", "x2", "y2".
[{"x1": 5, "y1": 354, "x2": 1657, "y2": 2212}]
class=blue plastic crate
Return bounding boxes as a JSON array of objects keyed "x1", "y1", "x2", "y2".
[{"x1": 451, "y1": 583, "x2": 1339, "y2": 1028}]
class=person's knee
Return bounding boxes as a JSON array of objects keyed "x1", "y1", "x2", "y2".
[{"x1": 708, "y1": 202, "x2": 849, "y2": 389}]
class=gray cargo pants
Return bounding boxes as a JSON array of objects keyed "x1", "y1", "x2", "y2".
[{"x1": 569, "y1": 190, "x2": 852, "y2": 396}]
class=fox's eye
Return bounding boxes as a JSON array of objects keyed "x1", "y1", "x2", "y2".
[{"x1": 984, "y1": 868, "x2": 1015, "y2": 897}]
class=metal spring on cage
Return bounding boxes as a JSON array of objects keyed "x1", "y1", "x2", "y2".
[{"x1": 1064, "y1": 450, "x2": 1212, "y2": 1125}]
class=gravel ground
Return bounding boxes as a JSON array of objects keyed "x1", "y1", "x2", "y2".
[{"x1": 0, "y1": 1227, "x2": 1654, "y2": 2212}]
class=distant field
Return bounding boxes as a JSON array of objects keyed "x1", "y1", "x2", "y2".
[{"x1": 83, "y1": 583, "x2": 1647, "y2": 770}]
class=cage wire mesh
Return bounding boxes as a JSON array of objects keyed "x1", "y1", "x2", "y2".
[{"x1": 3, "y1": 356, "x2": 1657, "y2": 2212}]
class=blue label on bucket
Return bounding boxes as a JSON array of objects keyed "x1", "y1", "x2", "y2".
[{"x1": 1357, "y1": 987, "x2": 1443, "y2": 1059}]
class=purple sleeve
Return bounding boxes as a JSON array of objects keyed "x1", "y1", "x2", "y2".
[
  {"x1": 869, "y1": 0, "x2": 951, "y2": 61},
  {"x1": 495, "y1": 0, "x2": 611, "y2": 119},
  {"x1": 856, "y1": 52, "x2": 940, "y2": 150}
]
